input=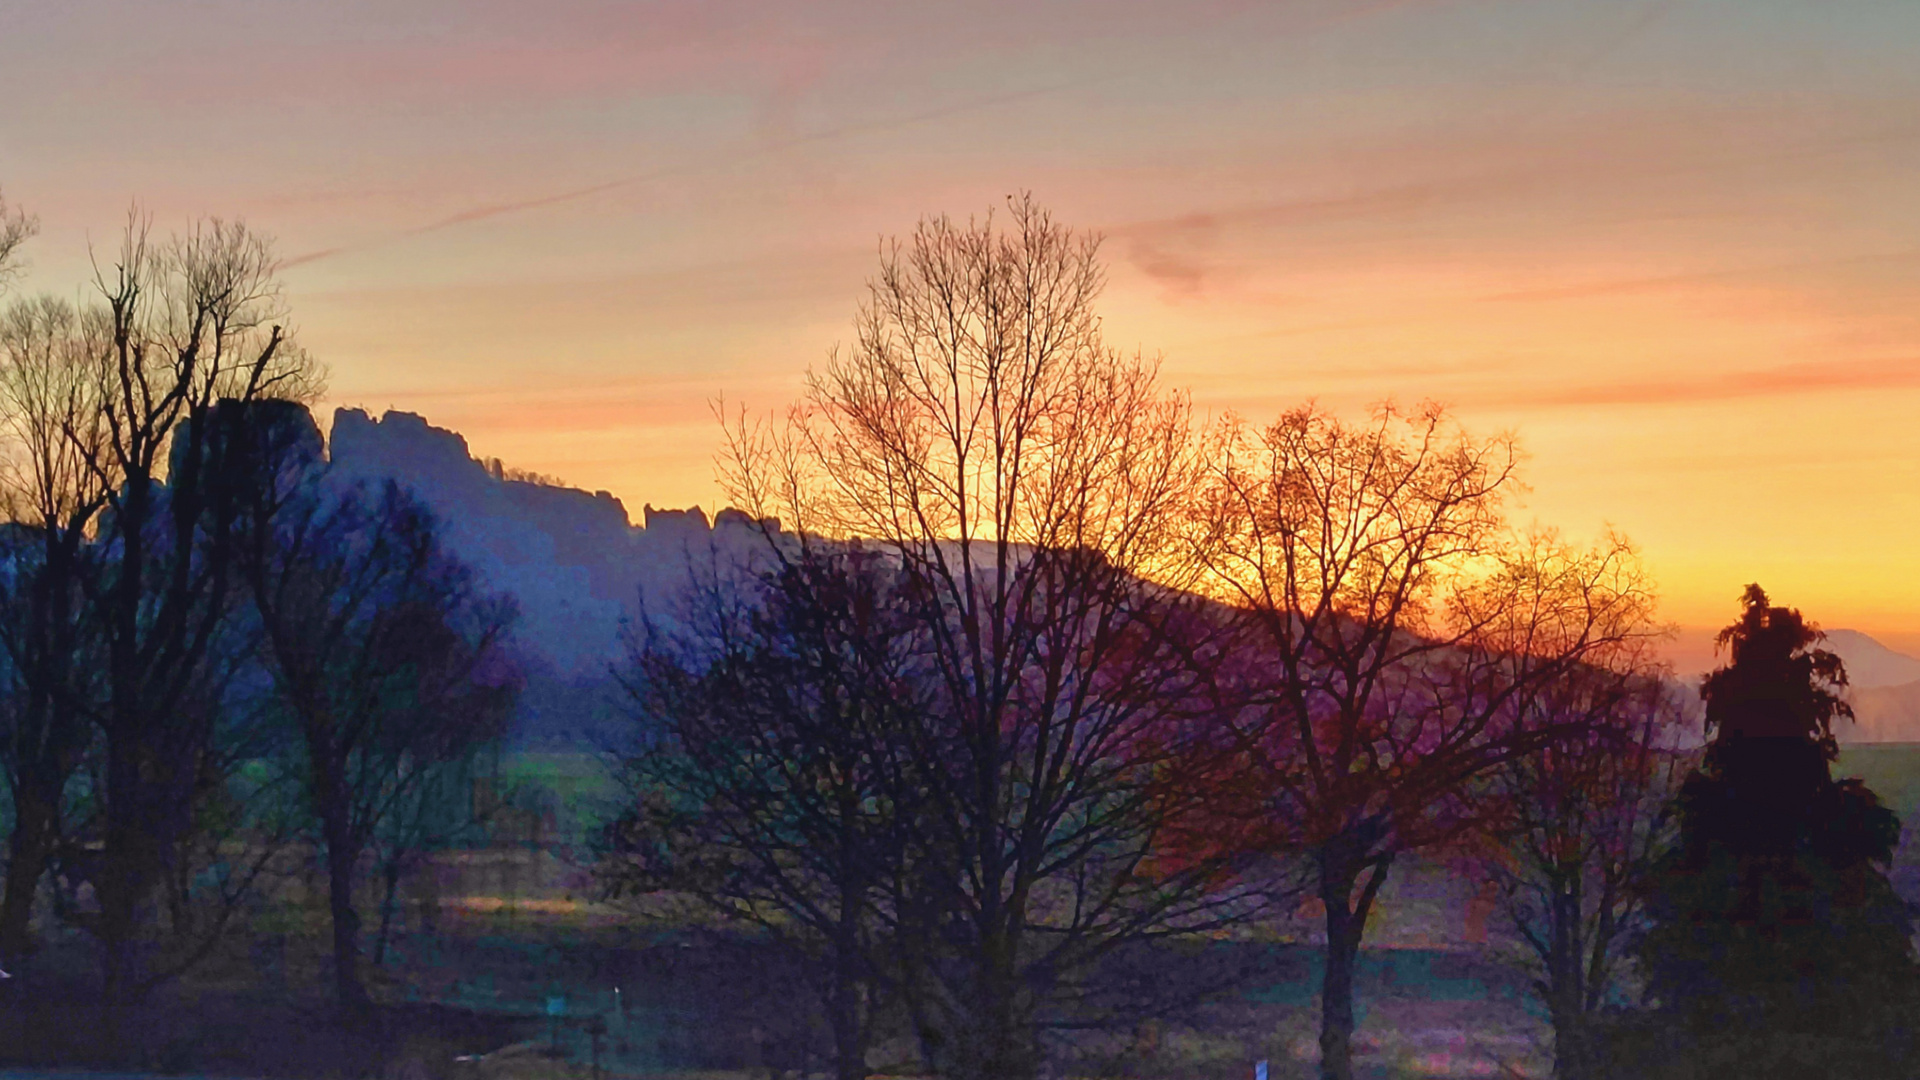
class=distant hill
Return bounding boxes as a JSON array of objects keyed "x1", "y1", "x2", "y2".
[
  {"x1": 1822, "y1": 629, "x2": 1920, "y2": 691},
  {"x1": 1848, "y1": 681, "x2": 1920, "y2": 744},
  {"x1": 327, "y1": 407, "x2": 1920, "y2": 749},
  {"x1": 1662, "y1": 625, "x2": 1920, "y2": 744},
  {"x1": 1813, "y1": 629, "x2": 1920, "y2": 744},
  {"x1": 326, "y1": 407, "x2": 771, "y2": 749}
]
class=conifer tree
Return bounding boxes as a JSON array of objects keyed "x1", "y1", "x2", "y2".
[{"x1": 1622, "y1": 585, "x2": 1918, "y2": 1079}]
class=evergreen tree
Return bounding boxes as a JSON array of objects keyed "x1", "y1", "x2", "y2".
[{"x1": 1620, "y1": 584, "x2": 1918, "y2": 1078}]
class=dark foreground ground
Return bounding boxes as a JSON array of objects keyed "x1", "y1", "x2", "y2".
[
  {"x1": 0, "y1": 875, "x2": 1549, "y2": 1080},
  {"x1": 4, "y1": 745, "x2": 1918, "y2": 1078},
  {"x1": 0, "y1": 961, "x2": 536, "y2": 1080}
]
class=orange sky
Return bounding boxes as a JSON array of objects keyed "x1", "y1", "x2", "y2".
[{"x1": 5, "y1": 0, "x2": 1920, "y2": 644}]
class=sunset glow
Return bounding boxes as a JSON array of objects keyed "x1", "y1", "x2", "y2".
[{"x1": 6, "y1": 0, "x2": 1920, "y2": 643}]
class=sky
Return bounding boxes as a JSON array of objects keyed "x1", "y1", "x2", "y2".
[{"x1": 3, "y1": 0, "x2": 1920, "y2": 650}]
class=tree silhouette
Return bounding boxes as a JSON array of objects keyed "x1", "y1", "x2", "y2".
[
  {"x1": 1458, "y1": 658, "x2": 1691, "y2": 1080},
  {"x1": 0, "y1": 209, "x2": 324, "y2": 1001},
  {"x1": 1182, "y1": 405, "x2": 1657, "y2": 1080},
  {"x1": 233, "y1": 401, "x2": 518, "y2": 1014},
  {"x1": 720, "y1": 195, "x2": 1266, "y2": 1080},
  {"x1": 77, "y1": 216, "x2": 321, "y2": 1001},
  {"x1": 602, "y1": 545, "x2": 927, "y2": 1080},
  {"x1": 0, "y1": 189, "x2": 33, "y2": 290},
  {"x1": 0, "y1": 293, "x2": 112, "y2": 965},
  {"x1": 1625, "y1": 584, "x2": 1919, "y2": 1079}
]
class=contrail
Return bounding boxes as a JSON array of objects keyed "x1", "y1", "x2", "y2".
[
  {"x1": 1562, "y1": 0, "x2": 1683, "y2": 79},
  {"x1": 277, "y1": 0, "x2": 1485, "y2": 271},
  {"x1": 281, "y1": 76, "x2": 1123, "y2": 269},
  {"x1": 280, "y1": 246, "x2": 348, "y2": 269}
]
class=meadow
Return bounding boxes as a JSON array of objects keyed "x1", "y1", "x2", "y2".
[
  {"x1": 380, "y1": 745, "x2": 1920, "y2": 1079},
  {"x1": 1834, "y1": 743, "x2": 1920, "y2": 819},
  {"x1": 6, "y1": 746, "x2": 1917, "y2": 1080}
]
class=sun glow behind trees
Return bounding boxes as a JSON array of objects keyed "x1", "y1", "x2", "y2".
[{"x1": 615, "y1": 196, "x2": 1679, "y2": 1080}]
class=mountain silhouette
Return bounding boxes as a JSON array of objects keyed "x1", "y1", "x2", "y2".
[
  {"x1": 1805, "y1": 630, "x2": 1920, "y2": 744},
  {"x1": 1821, "y1": 629, "x2": 1920, "y2": 690},
  {"x1": 326, "y1": 408, "x2": 1920, "y2": 749},
  {"x1": 1663, "y1": 625, "x2": 1920, "y2": 744},
  {"x1": 326, "y1": 407, "x2": 773, "y2": 748}
]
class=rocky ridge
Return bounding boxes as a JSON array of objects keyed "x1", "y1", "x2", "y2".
[{"x1": 326, "y1": 407, "x2": 769, "y2": 747}]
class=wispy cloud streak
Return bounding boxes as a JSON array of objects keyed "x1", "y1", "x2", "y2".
[
  {"x1": 1497, "y1": 357, "x2": 1920, "y2": 408},
  {"x1": 282, "y1": 76, "x2": 1124, "y2": 268},
  {"x1": 1478, "y1": 248, "x2": 1920, "y2": 303}
]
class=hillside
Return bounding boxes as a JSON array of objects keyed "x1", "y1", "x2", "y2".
[
  {"x1": 1847, "y1": 679, "x2": 1920, "y2": 743},
  {"x1": 1796, "y1": 629, "x2": 1920, "y2": 744},
  {"x1": 326, "y1": 407, "x2": 770, "y2": 748}
]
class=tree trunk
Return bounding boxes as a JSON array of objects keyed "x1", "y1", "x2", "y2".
[
  {"x1": 893, "y1": 920, "x2": 948, "y2": 1078},
  {"x1": 97, "y1": 737, "x2": 147, "y2": 1005},
  {"x1": 1316, "y1": 844, "x2": 1391, "y2": 1080},
  {"x1": 1318, "y1": 904, "x2": 1360, "y2": 1080},
  {"x1": 99, "y1": 475, "x2": 153, "y2": 1009},
  {"x1": 826, "y1": 832, "x2": 872, "y2": 1080},
  {"x1": 1550, "y1": 1000, "x2": 1593, "y2": 1080},
  {"x1": 1547, "y1": 889, "x2": 1593, "y2": 1080},
  {"x1": 0, "y1": 790, "x2": 58, "y2": 961},
  {"x1": 901, "y1": 925, "x2": 1038, "y2": 1080},
  {"x1": 321, "y1": 804, "x2": 369, "y2": 1013},
  {"x1": 3, "y1": 548, "x2": 80, "y2": 966},
  {"x1": 373, "y1": 859, "x2": 402, "y2": 968},
  {"x1": 972, "y1": 929, "x2": 1037, "y2": 1080},
  {"x1": 827, "y1": 939, "x2": 868, "y2": 1080}
]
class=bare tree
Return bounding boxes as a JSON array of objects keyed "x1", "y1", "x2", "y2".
[
  {"x1": 1183, "y1": 405, "x2": 1658, "y2": 1080},
  {"x1": 0, "y1": 192, "x2": 87, "y2": 965},
  {"x1": 367, "y1": 740, "x2": 500, "y2": 968},
  {"x1": 0, "y1": 211, "x2": 322, "y2": 994},
  {"x1": 66, "y1": 213, "x2": 322, "y2": 1000},
  {"x1": 232, "y1": 405, "x2": 517, "y2": 1012},
  {"x1": 0, "y1": 189, "x2": 35, "y2": 292},
  {"x1": 0, "y1": 294, "x2": 111, "y2": 962},
  {"x1": 723, "y1": 195, "x2": 1268, "y2": 1080},
  {"x1": 602, "y1": 543, "x2": 927, "y2": 1080},
  {"x1": 1456, "y1": 655, "x2": 1691, "y2": 1079}
]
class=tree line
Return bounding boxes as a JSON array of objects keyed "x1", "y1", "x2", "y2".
[
  {"x1": 0, "y1": 189, "x2": 520, "y2": 1014},
  {"x1": 599, "y1": 196, "x2": 1920, "y2": 1080}
]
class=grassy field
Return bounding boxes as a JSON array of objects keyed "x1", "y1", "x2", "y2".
[
  {"x1": 510, "y1": 743, "x2": 1920, "y2": 847},
  {"x1": 383, "y1": 763, "x2": 1558, "y2": 1080},
  {"x1": 534, "y1": 744, "x2": 1920, "y2": 821},
  {"x1": 437, "y1": 746, "x2": 1920, "y2": 1079},
  {"x1": 330, "y1": 901, "x2": 1552, "y2": 1080},
  {"x1": 496, "y1": 751, "x2": 624, "y2": 848},
  {"x1": 8, "y1": 747, "x2": 1916, "y2": 1079},
  {"x1": 1836, "y1": 743, "x2": 1920, "y2": 819}
]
